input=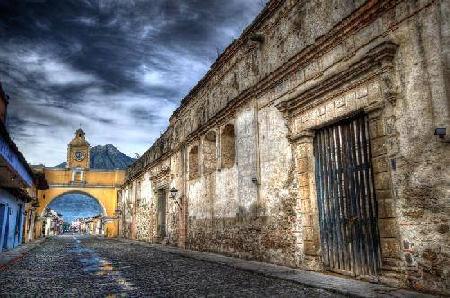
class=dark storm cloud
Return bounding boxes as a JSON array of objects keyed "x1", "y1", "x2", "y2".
[{"x1": 0, "y1": 0, "x2": 266, "y2": 165}]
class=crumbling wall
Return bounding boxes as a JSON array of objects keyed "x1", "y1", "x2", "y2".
[
  {"x1": 120, "y1": 0, "x2": 449, "y2": 294},
  {"x1": 186, "y1": 103, "x2": 301, "y2": 266},
  {"x1": 385, "y1": 1, "x2": 450, "y2": 292}
]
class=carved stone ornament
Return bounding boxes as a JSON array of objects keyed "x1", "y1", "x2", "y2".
[{"x1": 276, "y1": 41, "x2": 399, "y2": 115}]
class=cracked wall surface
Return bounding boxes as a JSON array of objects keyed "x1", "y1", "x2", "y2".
[{"x1": 118, "y1": 0, "x2": 450, "y2": 294}]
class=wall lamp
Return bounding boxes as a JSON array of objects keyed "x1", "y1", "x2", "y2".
[
  {"x1": 170, "y1": 187, "x2": 182, "y2": 210},
  {"x1": 434, "y1": 127, "x2": 450, "y2": 142},
  {"x1": 170, "y1": 187, "x2": 178, "y2": 199},
  {"x1": 434, "y1": 127, "x2": 446, "y2": 138}
]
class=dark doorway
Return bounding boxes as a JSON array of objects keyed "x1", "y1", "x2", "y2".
[
  {"x1": 15, "y1": 204, "x2": 23, "y2": 243},
  {"x1": 0, "y1": 204, "x2": 6, "y2": 250},
  {"x1": 157, "y1": 189, "x2": 167, "y2": 239},
  {"x1": 3, "y1": 207, "x2": 10, "y2": 250},
  {"x1": 314, "y1": 114, "x2": 381, "y2": 276}
]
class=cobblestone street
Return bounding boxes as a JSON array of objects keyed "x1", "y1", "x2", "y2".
[{"x1": 0, "y1": 236, "x2": 341, "y2": 297}]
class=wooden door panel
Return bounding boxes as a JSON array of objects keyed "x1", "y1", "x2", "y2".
[{"x1": 314, "y1": 114, "x2": 381, "y2": 276}]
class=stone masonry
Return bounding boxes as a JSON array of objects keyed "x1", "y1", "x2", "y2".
[{"x1": 119, "y1": 0, "x2": 450, "y2": 295}]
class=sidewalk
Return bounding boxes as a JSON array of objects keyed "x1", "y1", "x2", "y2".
[
  {"x1": 0, "y1": 238, "x2": 46, "y2": 270},
  {"x1": 117, "y1": 238, "x2": 436, "y2": 298}
]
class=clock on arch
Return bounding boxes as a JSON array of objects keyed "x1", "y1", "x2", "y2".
[{"x1": 74, "y1": 151, "x2": 85, "y2": 161}]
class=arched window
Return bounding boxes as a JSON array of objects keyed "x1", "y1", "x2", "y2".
[
  {"x1": 221, "y1": 124, "x2": 236, "y2": 168},
  {"x1": 203, "y1": 131, "x2": 217, "y2": 174},
  {"x1": 189, "y1": 145, "x2": 199, "y2": 180}
]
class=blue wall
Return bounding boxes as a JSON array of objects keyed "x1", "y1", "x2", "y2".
[{"x1": 0, "y1": 189, "x2": 24, "y2": 251}]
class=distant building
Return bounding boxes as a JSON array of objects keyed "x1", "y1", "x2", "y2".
[
  {"x1": 41, "y1": 208, "x2": 63, "y2": 236},
  {"x1": 72, "y1": 214, "x2": 104, "y2": 236}
]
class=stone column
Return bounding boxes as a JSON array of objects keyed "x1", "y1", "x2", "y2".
[
  {"x1": 178, "y1": 146, "x2": 188, "y2": 249},
  {"x1": 364, "y1": 104, "x2": 403, "y2": 279},
  {"x1": 131, "y1": 182, "x2": 137, "y2": 240},
  {"x1": 291, "y1": 130, "x2": 322, "y2": 270}
]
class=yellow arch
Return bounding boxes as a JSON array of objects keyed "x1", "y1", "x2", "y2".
[{"x1": 36, "y1": 167, "x2": 125, "y2": 237}]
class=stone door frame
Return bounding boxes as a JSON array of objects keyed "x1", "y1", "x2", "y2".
[
  {"x1": 276, "y1": 41, "x2": 402, "y2": 274},
  {"x1": 156, "y1": 187, "x2": 168, "y2": 240}
]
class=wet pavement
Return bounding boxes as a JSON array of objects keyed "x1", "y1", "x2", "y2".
[{"x1": 0, "y1": 235, "x2": 342, "y2": 297}]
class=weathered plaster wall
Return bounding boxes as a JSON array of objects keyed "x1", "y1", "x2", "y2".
[
  {"x1": 120, "y1": 0, "x2": 449, "y2": 294},
  {"x1": 384, "y1": 1, "x2": 450, "y2": 291},
  {"x1": 186, "y1": 102, "x2": 301, "y2": 265},
  {"x1": 121, "y1": 156, "x2": 183, "y2": 246}
]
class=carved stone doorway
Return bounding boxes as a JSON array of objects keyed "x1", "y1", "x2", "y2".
[
  {"x1": 157, "y1": 189, "x2": 167, "y2": 240},
  {"x1": 314, "y1": 114, "x2": 381, "y2": 277}
]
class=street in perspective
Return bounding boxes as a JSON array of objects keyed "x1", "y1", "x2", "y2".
[{"x1": 1, "y1": 235, "x2": 343, "y2": 296}]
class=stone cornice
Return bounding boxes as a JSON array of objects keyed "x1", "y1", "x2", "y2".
[
  {"x1": 287, "y1": 130, "x2": 315, "y2": 144},
  {"x1": 43, "y1": 167, "x2": 124, "y2": 173},
  {"x1": 47, "y1": 184, "x2": 121, "y2": 189},
  {"x1": 276, "y1": 41, "x2": 398, "y2": 114}
]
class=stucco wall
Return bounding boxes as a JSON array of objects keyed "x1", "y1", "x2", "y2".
[
  {"x1": 120, "y1": 0, "x2": 449, "y2": 294},
  {"x1": 385, "y1": 1, "x2": 450, "y2": 291}
]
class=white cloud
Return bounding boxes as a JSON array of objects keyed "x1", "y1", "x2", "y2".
[
  {"x1": 0, "y1": 45, "x2": 98, "y2": 87},
  {"x1": 137, "y1": 47, "x2": 210, "y2": 96},
  {"x1": 73, "y1": 17, "x2": 97, "y2": 26},
  {"x1": 139, "y1": 66, "x2": 165, "y2": 86},
  {"x1": 20, "y1": 51, "x2": 98, "y2": 86},
  {"x1": 140, "y1": 24, "x2": 158, "y2": 39}
]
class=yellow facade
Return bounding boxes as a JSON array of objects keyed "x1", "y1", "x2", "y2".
[{"x1": 35, "y1": 129, "x2": 126, "y2": 237}]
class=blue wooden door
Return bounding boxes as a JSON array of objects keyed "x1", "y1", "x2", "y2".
[
  {"x1": 3, "y1": 207, "x2": 10, "y2": 249},
  {"x1": 0, "y1": 204, "x2": 6, "y2": 250}
]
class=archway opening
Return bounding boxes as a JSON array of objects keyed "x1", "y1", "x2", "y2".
[{"x1": 47, "y1": 193, "x2": 105, "y2": 234}]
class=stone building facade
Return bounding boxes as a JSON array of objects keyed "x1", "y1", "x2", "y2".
[{"x1": 118, "y1": 0, "x2": 450, "y2": 294}]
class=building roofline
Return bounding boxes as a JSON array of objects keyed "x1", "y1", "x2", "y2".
[
  {"x1": 0, "y1": 118, "x2": 34, "y2": 182},
  {"x1": 42, "y1": 166, "x2": 125, "y2": 172},
  {"x1": 169, "y1": 0, "x2": 282, "y2": 121}
]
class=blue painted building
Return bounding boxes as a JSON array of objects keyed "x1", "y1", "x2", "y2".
[
  {"x1": 0, "y1": 83, "x2": 34, "y2": 252},
  {"x1": 0, "y1": 189, "x2": 25, "y2": 250}
]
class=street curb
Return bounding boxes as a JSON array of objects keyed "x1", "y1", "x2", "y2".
[
  {"x1": 113, "y1": 238, "x2": 437, "y2": 298},
  {"x1": 0, "y1": 238, "x2": 46, "y2": 271}
]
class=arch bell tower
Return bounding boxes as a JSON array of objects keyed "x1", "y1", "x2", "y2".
[{"x1": 67, "y1": 128, "x2": 90, "y2": 169}]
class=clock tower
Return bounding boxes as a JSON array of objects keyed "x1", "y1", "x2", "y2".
[{"x1": 67, "y1": 128, "x2": 90, "y2": 169}]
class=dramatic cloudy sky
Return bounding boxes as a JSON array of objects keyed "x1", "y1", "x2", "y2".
[{"x1": 0, "y1": 0, "x2": 265, "y2": 166}]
